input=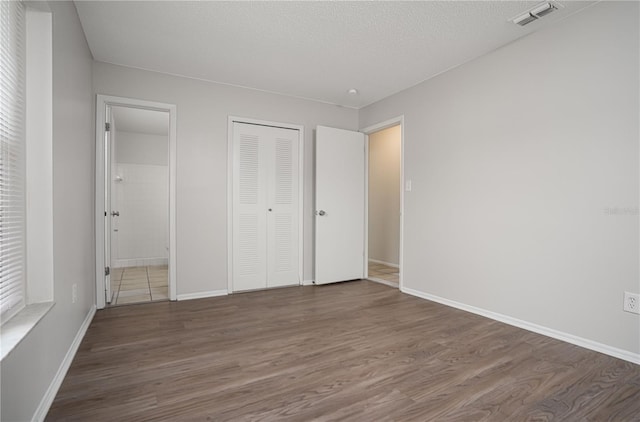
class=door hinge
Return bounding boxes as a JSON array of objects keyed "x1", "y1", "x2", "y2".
[
  {"x1": 105, "y1": 266, "x2": 110, "y2": 276},
  {"x1": 105, "y1": 122, "x2": 111, "y2": 132}
]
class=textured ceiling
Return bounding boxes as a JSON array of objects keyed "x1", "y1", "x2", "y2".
[
  {"x1": 112, "y1": 106, "x2": 168, "y2": 135},
  {"x1": 76, "y1": 1, "x2": 596, "y2": 108}
]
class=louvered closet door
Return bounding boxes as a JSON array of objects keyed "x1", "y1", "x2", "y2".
[
  {"x1": 232, "y1": 122, "x2": 299, "y2": 291},
  {"x1": 266, "y1": 132, "x2": 299, "y2": 287}
]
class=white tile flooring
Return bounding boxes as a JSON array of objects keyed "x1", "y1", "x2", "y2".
[
  {"x1": 368, "y1": 261, "x2": 399, "y2": 287},
  {"x1": 109, "y1": 265, "x2": 168, "y2": 306}
]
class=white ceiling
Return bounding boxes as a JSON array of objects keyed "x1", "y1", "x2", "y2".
[
  {"x1": 76, "y1": 1, "x2": 596, "y2": 109},
  {"x1": 111, "y1": 106, "x2": 169, "y2": 135}
]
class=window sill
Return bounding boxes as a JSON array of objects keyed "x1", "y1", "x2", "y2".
[{"x1": 1, "y1": 301, "x2": 55, "y2": 361}]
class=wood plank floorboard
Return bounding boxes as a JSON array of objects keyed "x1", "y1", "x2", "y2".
[{"x1": 47, "y1": 280, "x2": 640, "y2": 421}]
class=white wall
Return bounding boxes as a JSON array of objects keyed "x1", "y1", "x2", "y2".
[
  {"x1": 368, "y1": 125, "x2": 401, "y2": 266},
  {"x1": 93, "y1": 61, "x2": 359, "y2": 295},
  {"x1": 112, "y1": 130, "x2": 169, "y2": 267},
  {"x1": 115, "y1": 131, "x2": 168, "y2": 166},
  {"x1": 359, "y1": 1, "x2": 640, "y2": 355},
  {"x1": 0, "y1": 2, "x2": 95, "y2": 420},
  {"x1": 113, "y1": 162, "x2": 169, "y2": 266}
]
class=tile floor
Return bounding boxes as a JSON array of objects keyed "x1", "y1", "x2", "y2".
[
  {"x1": 110, "y1": 265, "x2": 168, "y2": 306},
  {"x1": 367, "y1": 261, "x2": 399, "y2": 287}
]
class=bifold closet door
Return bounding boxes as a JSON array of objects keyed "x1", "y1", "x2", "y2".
[{"x1": 232, "y1": 122, "x2": 299, "y2": 291}]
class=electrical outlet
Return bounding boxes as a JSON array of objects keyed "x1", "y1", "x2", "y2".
[
  {"x1": 72, "y1": 283, "x2": 78, "y2": 304},
  {"x1": 623, "y1": 291, "x2": 640, "y2": 314}
]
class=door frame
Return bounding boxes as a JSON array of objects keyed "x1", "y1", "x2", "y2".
[
  {"x1": 360, "y1": 116, "x2": 405, "y2": 290},
  {"x1": 95, "y1": 94, "x2": 178, "y2": 309},
  {"x1": 227, "y1": 116, "x2": 305, "y2": 294}
]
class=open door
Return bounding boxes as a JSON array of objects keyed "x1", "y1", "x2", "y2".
[{"x1": 315, "y1": 126, "x2": 365, "y2": 284}]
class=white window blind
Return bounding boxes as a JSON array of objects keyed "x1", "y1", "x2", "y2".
[{"x1": 0, "y1": 0, "x2": 26, "y2": 322}]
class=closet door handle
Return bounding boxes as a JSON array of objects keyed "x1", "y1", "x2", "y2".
[
  {"x1": 111, "y1": 211, "x2": 120, "y2": 217},
  {"x1": 317, "y1": 210, "x2": 326, "y2": 216}
]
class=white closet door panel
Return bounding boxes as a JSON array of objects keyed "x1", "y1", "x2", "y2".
[
  {"x1": 267, "y1": 135, "x2": 299, "y2": 287},
  {"x1": 232, "y1": 125, "x2": 267, "y2": 291},
  {"x1": 232, "y1": 122, "x2": 299, "y2": 291}
]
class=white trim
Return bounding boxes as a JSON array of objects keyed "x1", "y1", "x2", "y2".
[
  {"x1": 0, "y1": 302, "x2": 54, "y2": 361},
  {"x1": 25, "y1": 6, "x2": 53, "y2": 304},
  {"x1": 227, "y1": 116, "x2": 305, "y2": 294},
  {"x1": 401, "y1": 286, "x2": 640, "y2": 365},
  {"x1": 367, "y1": 277, "x2": 399, "y2": 289},
  {"x1": 114, "y1": 258, "x2": 168, "y2": 268},
  {"x1": 177, "y1": 290, "x2": 228, "y2": 301},
  {"x1": 32, "y1": 305, "x2": 96, "y2": 422},
  {"x1": 226, "y1": 117, "x2": 233, "y2": 294},
  {"x1": 363, "y1": 136, "x2": 369, "y2": 280},
  {"x1": 360, "y1": 116, "x2": 405, "y2": 291},
  {"x1": 368, "y1": 258, "x2": 399, "y2": 269},
  {"x1": 95, "y1": 95, "x2": 178, "y2": 309},
  {"x1": 301, "y1": 279, "x2": 315, "y2": 286}
]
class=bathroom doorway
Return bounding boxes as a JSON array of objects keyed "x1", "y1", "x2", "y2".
[
  {"x1": 108, "y1": 106, "x2": 169, "y2": 305},
  {"x1": 95, "y1": 95, "x2": 177, "y2": 309}
]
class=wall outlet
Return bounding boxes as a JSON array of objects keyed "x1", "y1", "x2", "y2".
[
  {"x1": 72, "y1": 283, "x2": 78, "y2": 304},
  {"x1": 623, "y1": 291, "x2": 640, "y2": 314}
]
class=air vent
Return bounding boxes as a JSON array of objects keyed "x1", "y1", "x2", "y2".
[{"x1": 512, "y1": 2, "x2": 559, "y2": 26}]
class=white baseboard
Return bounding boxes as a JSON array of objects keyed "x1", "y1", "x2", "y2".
[
  {"x1": 32, "y1": 305, "x2": 96, "y2": 422},
  {"x1": 177, "y1": 290, "x2": 228, "y2": 301},
  {"x1": 301, "y1": 280, "x2": 315, "y2": 286},
  {"x1": 114, "y1": 257, "x2": 168, "y2": 268},
  {"x1": 368, "y1": 259, "x2": 399, "y2": 268},
  {"x1": 401, "y1": 286, "x2": 640, "y2": 365}
]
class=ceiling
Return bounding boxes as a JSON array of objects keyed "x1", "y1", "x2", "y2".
[
  {"x1": 111, "y1": 106, "x2": 169, "y2": 135},
  {"x1": 75, "y1": 1, "x2": 596, "y2": 109}
]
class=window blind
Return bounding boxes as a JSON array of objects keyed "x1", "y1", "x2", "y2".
[{"x1": 0, "y1": 0, "x2": 26, "y2": 322}]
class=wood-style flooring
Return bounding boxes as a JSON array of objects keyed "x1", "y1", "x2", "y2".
[{"x1": 47, "y1": 281, "x2": 640, "y2": 421}]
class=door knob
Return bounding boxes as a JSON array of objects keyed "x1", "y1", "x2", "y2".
[
  {"x1": 317, "y1": 210, "x2": 326, "y2": 216},
  {"x1": 111, "y1": 211, "x2": 120, "y2": 217}
]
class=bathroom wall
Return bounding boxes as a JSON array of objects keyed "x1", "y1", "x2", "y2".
[{"x1": 112, "y1": 130, "x2": 169, "y2": 268}]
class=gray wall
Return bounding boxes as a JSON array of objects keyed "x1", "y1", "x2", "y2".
[
  {"x1": 0, "y1": 2, "x2": 95, "y2": 420},
  {"x1": 93, "y1": 61, "x2": 359, "y2": 295},
  {"x1": 360, "y1": 1, "x2": 640, "y2": 354},
  {"x1": 368, "y1": 125, "x2": 401, "y2": 266}
]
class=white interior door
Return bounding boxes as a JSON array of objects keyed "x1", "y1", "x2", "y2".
[
  {"x1": 315, "y1": 126, "x2": 365, "y2": 284},
  {"x1": 232, "y1": 122, "x2": 299, "y2": 291}
]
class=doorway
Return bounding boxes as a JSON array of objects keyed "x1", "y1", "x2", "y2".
[
  {"x1": 108, "y1": 106, "x2": 169, "y2": 305},
  {"x1": 363, "y1": 118, "x2": 404, "y2": 289},
  {"x1": 95, "y1": 95, "x2": 177, "y2": 309}
]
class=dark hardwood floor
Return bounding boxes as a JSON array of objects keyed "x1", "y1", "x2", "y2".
[{"x1": 47, "y1": 280, "x2": 640, "y2": 421}]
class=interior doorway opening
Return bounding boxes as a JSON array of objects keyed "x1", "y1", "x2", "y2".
[
  {"x1": 95, "y1": 95, "x2": 177, "y2": 309},
  {"x1": 364, "y1": 120, "x2": 403, "y2": 289},
  {"x1": 367, "y1": 124, "x2": 401, "y2": 287},
  {"x1": 107, "y1": 106, "x2": 170, "y2": 305}
]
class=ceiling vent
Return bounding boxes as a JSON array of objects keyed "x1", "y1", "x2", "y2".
[{"x1": 512, "y1": 2, "x2": 559, "y2": 26}]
